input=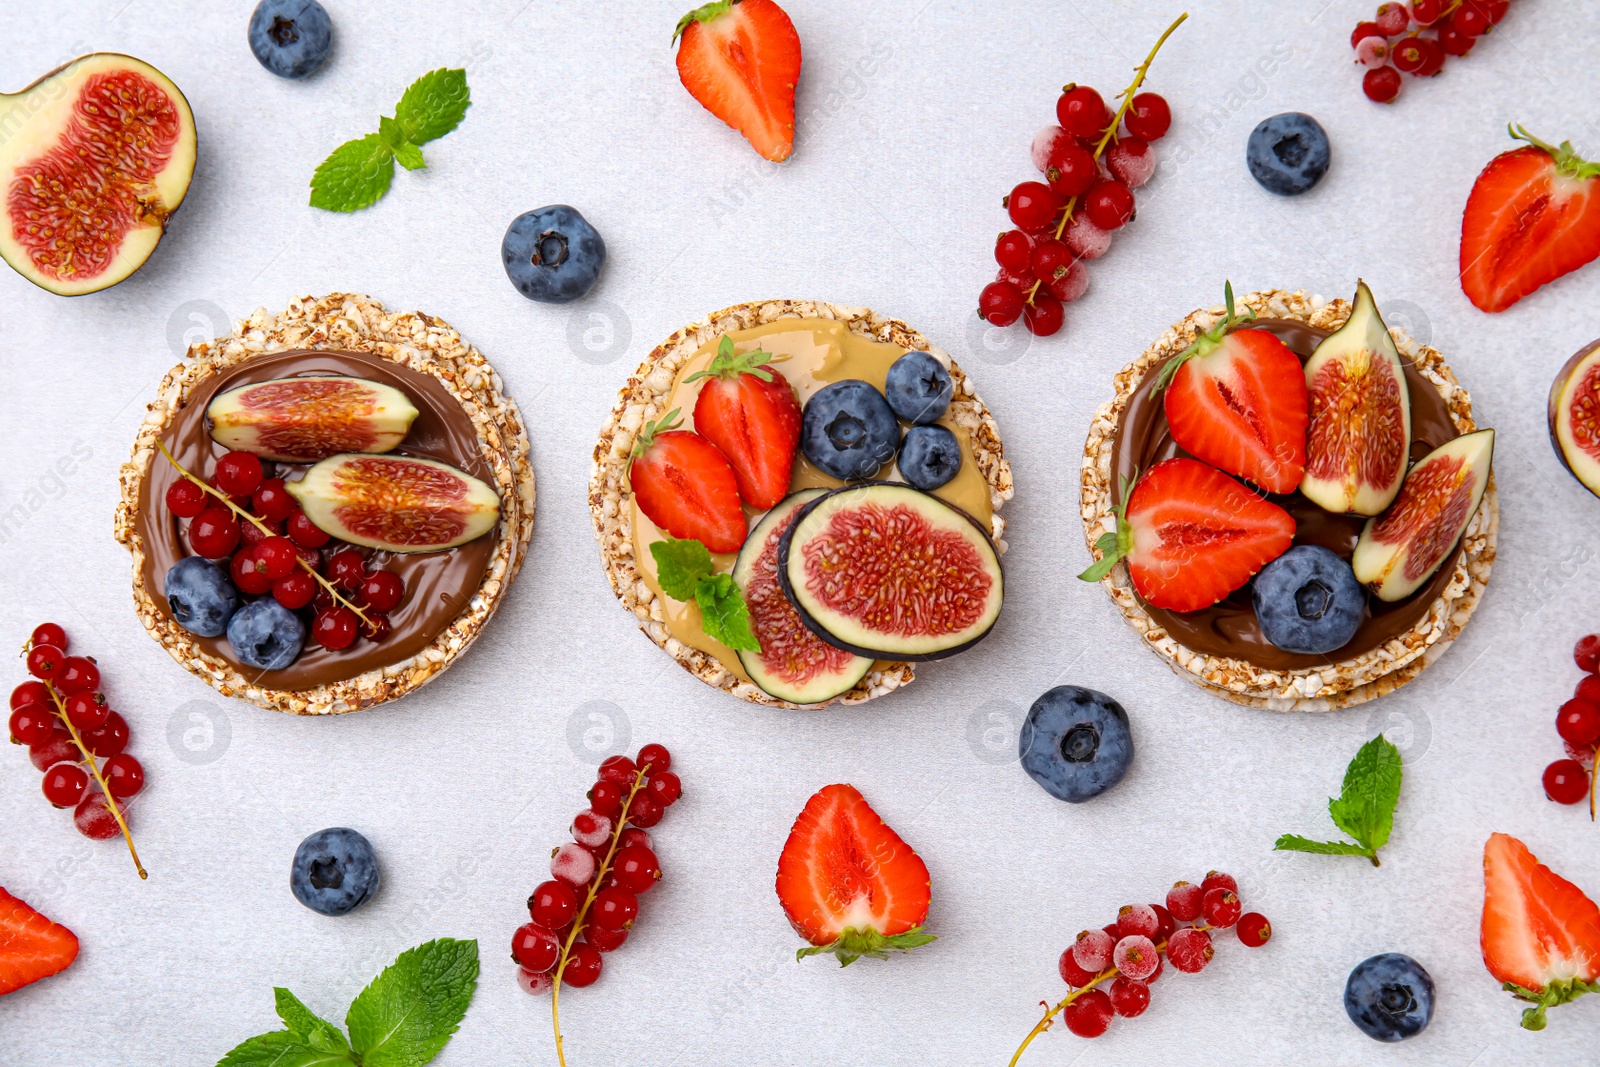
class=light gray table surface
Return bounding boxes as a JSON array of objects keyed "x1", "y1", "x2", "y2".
[{"x1": 2, "y1": 1, "x2": 1598, "y2": 1064}]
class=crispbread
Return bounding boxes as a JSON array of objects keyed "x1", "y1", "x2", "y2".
[
  {"x1": 114, "y1": 293, "x2": 535, "y2": 715},
  {"x1": 1079, "y1": 288, "x2": 1496, "y2": 711},
  {"x1": 590, "y1": 299, "x2": 1013, "y2": 709}
]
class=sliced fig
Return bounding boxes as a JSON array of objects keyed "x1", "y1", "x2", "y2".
[
  {"x1": 732, "y1": 490, "x2": 874, "y2": 704},
  {"x1": 287, "y1": 454, "x2": 500, "y2": 553},
  {"x1": 0, "y1": 54, "x2": 196, "y2": 296},
  {"x1": 1300, "y1": 281, "x2": 1412, "y2": 515},
  {"x1": 1352, "y1": 429, "x2": 1494, "y2": 602},
  {"x1": 778, "y1": 482, "x2": 1003, "y2": 660},
  {"x1": 1548, "y1": 339, "x2": 1600, "y2": 498},
  {"x1": 206, "y1": 376, "x2": 420, "y2": 462}
]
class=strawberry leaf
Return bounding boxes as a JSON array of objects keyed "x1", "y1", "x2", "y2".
[
  {"x1": 672, "y1": 0, "x2": 734, "y2": 43},
  {"x1": 683, "y1": 335, "x2": 775, "y2": 383},
  {"x1": 796, "y1": 924, "x2": 938, "y2": 967}
]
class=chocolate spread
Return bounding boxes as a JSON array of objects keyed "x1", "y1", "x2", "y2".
[
  {"x1": 135, "y1": 350, "x2": 496, "y2": 691},
  {"x1": 1108, "y1": 319, "x2": 1462, "y2": 670}
]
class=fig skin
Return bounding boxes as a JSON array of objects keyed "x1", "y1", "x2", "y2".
[{"x1": 1548, "y1": 338, "x2": 1600, "y2": 499}]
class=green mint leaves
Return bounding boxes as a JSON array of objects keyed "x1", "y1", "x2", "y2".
[
  {"x1": 215, "y1": 939, "x2": 479, "y2": 1067},
  {"x1": 311, "y1": 69, "x2": 470, "y2": 212},
  {"x1": 1275, "y1": 734, "x2": 1402, "y2": 867},
  {"x1": 796, "y1": 925, "x2": 938, "y2": 967},
  {"x1": 649, "y1": 537, "x2": 760, "y2": 652}
]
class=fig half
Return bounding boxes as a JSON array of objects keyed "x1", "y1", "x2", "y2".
[
  {"x1": 1548, "y1": 338, "x2": 1600, "y2": 498},
  {"x1": 1352, "y1": 429, "x2": 1494, "y2": 602},
  {"x1": 778, "y1": 482, "x2": 1003, "y2": 660},
  {"x1": 287, "y1": 454, "x2": 500, "y2": 553},
  {"x1": 1300, "y1": 281, "x2": 1411, "y2": 515},
  {"x1": 207, "y1": 376, "x2": 420, "y2": 462},
  {"x1": 0, "y1": 54, "x2": 196, "y2": 296}
]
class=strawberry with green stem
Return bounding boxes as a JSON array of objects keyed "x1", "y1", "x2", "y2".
[
  {"x1": 1481, "y1": 832, "x2": 1600, "y2": 1030},
  {"x1": 629, "y1": 409, "x2": 747, "y2": 554},
  {"x1": 684, "y1": 336, "x2": 801, "y2": 510}
]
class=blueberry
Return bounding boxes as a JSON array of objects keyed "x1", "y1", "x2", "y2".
[
  {"x1": 1252, "y1": 545, "x2": 1365, "y2": 655},
  {"x1": 502, "y1": 205, "x2": 606, "y2": 304},
  {"x1": 884, "y1": 351, "x2": 952, "y2": 425},
  {"x1": 226, "y1": 598, "x2": 305, "y2": 671},
  {"x1": 164, "y1": 557, "x2": 240, "y2": 638},
  {"x1": 1018, "y1": 686, "x2": 1133, "y2": 803},
  {"x1": 801, "y1": 380, "x2": 899, "y2": 481},
  {"x1": 1345, "y1": 953, "x2": 1434, "y2": 1041},
  {"x1": 290, "y1": 827, "x2": 379, "y2": 916},
  {"x1": 899, "y1": 425, "x2": 962, "y2": 491},
  {"x1": 1247, "y1": 112, "x2": 1330, "y2": 196},
  {"x1": 248, "y1": 0, "x2": 333, "y2": 79}
]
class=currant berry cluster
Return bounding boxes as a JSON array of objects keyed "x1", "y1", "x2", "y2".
[
  {"x1": 1544, "y1": 635, "x2": 1600, "y2": 815},
  {"x1": 512, "y1": 744, "x2": 680, "y2": 1006},
  {"x1": 1352, "y1": 1, "x2": 1514, "y2": 104},
  {"x1": 1010, "y1": 871, "x2": 1269, "y2": 1058},
  {"x1": 164, "y1": 447, "x2": 404, "y2": 651},
  {"x1": 8, "y1": 624, "x2": 146, "y2": 877},
  {"x1": 978, "y1": 14, "x2": 1185, "y2": 338}
]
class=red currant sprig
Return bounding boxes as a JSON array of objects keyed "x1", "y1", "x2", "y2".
[
  {"x1": 1546, "y1": 634, "x2": 1600, "y2": 818},
  {"x1": 1353, "y1": 0, "x2": 1514, "y2": 104}
]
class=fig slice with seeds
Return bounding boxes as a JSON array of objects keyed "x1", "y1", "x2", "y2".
[
  {"x1": 1300, "y1": 281, "x2": 1411, "y2": 516},
  {"x1": 287, "y1": 454, "x2": 500, "y2": 553},
  {"x1": 1547, "y1": 338, "x2": 1600, "y2": 498},
  {"x1": 206, "y1": 376, "x2": 419, "y2": 462},
  {"x1": 1352, "y1": 429, "x2": 1494, "y2": 602}
]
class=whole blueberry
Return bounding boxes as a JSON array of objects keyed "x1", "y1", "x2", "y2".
[
  {"x1": 1247, "y1": 112, "x2": 1330, "y2": 196},
  {"x1": 801, "y1": 380, "x2": 899, "y2": 481},
  {"x1": 226, "y1": 598, "x2": 305, "y2": 671},
  {"x1": 883, "y1": 351, "x2": 952, "y2": 425},
  {"x1": 502, "y1": 205, "x2": 606, "y2": 304},
  {"x1": 1018, "y1": 685, "x2": 1133, "y2": 803},
  {"x1": 164, "y1": 557, "x2": 240, "y2": 638},
  {"x1": 248, "y1": 0, "x2": 333, "y2": 79},
  {"x1": 1252, "y1": 545, "x2": 1366, "y2": 655},
  {"x1": 290, "y1": 827, "x2": 379, "y2": 916},
  {"x1": 899, "y1": 425, "x2": 962, "y2": 491},
  {"x1": 1345, "y1": 953, "x2": 1434, "y2": 1041}
]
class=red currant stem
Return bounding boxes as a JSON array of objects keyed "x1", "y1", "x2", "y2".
[
  {"x1": 1589, "y1": 751, "x2": 1597, "y2": 822},
  {"x1": 1025, "y1": 11, "x2": 1188, "y2": 308},
  {"x1": 42, "y1": 678, "x2": 146, "y2": 879},
  {"x1": 551, "y1": 761, "x2": 655, "y2": 1067},
  {"x1": 153, "y1": 440, "x2": 372, "y2": 626}
]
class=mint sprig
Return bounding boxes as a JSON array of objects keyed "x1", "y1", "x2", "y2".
[
  {"x1": 214, "y1": 939, "x2": 479, "y2": 1067},
  {"x1": 649, "y1": 537, "x2": 760, "y2": 652},
  {"x1": 1274, "y1": 734, "x2": 1402, "y2": 867},
  {"x1": 311, "y1": 69, "x2": 470, "y2": 212}
]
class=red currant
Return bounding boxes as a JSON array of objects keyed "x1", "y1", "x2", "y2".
[
  {"x1": 588, "y1": 779, "x2": 624, "y2": 817},
  {"x1": 1543, "y1": 759, "x2": 1589, "y2": 805},
  {"x1": 1056, "y1": 85, "x2": 1111, "y2": 139},
  {"x1": 1575, "y1": 635, "x2": 1600, "y2": 674},
  {"x1": 1029, "y1": 238, "x2": 1072, "y2": 283},
  {"x1": 637, "y1": 742, "x2": 672, "y2": 773},
  {"x1": 26, "y1": 644, "x2": 65, "y2": 681},
  {"x1": 1351, "y1": 20, "x2": 1383, "y2": 47},
  {"x1": 1058, "y1": 946, "x2": 1098, "y2": 987},
  {"x1": 63, "y1": 691, "x2": 109, "y2": 732},
  {"x1": 9, "y1": 704, "x2": 55, "y2": 746},
  {"x1": 251, "y1": 478, "x2": 296, "y2": 522},
  {"x1": 1023, "y1": 294, "x2": 1064, "y2": 337},
  {"x1": 571, "y1": 809, "x2": 614, "y2": 848},
  {"x1": 1237, "y1": 912, "x2": 1272, "y2": 947},
  {"x1": 28, "y1": 732, "x2": 78, "y2": 773},
  {"x1": 43, "y1": 763, "x2": 89, "y2": 807},
  {"x1": 312, "y1": 608, "x2": 359, "y2": 651},
  {"x1": 1084, "y1": 179, "x2": 1135, "y2": 230},
  {"x1": 1063, "y1": 987, "x2": 1113, "y2": 1037},
  {"x1": 104, "y1": 753, "x2": 144, "y2": 798},
  {"x1": 1410, "y1": 0, "x2": 1445, "y2": 24},
  {"x1": 1150, "y1": 903, "x2": 1176, "y2": 943},
  {"x1": 1045, "y1": 140, "x2": 1098, "y2": 198},
  {"x1": 1456, "y1": 4, "x2": 1491, "y2": 35},
  {"x1": 327, "y1": 550, "x2": 368, "y2": 591},
  {"x1": 1200, "y1": 871, "x2": 1237, "y2": 895},
  {"x1": 359, "y1": 571, "x2": 405, "y2": 612},
  {"x1": 359, "y1": 613, "x2": 391, "y2": 642},
  {"x1": 287, "y1": 510, "x2": 330, "y2": 548},
  {"x1": 550, "y1": 842, "x2": 597, "y2": 887},
  {"x1": 272, "y1": 570, "x2": 317, "y2": 610},
  {"x1": 1166, "y1": 881, "x2": 1203, "y2": 921},
  {"x1": 30, "y1": 623, "x2": 68, "y2": 651},
  {"x1": 167, "y1": 478, "x2": 208, "y2": 518},
  {"x1": 55, "y1": 657, "x2": 100, "y2": 695},
  {"x1": 213, "y1": 451, "x2": 264, "y2": 496},
  {"x1": 74, "y1": 791, "x2": 125, "y2": 840},
  {"x1": 1374, "y1": 2, "x2": 1409, "y2": 35},
  {"x1": 1006, "y1": 181, "x2": 1062, "y2": 231},
  {"x1": 1392, "y1": 35, "x2": 1444, "y2": 75},
  {"x1": 628, "y1": 793, "x2": 664, "y2": 828},
  {"x1": 239, "y1": 516, "x2": 278, "y2": 550},
  {"x1": 995, "y1": 265, "x2": 1032, "y2": 292},
  {"x1": 1043, "y1": 259, "x2": 1088, "y2": 304},
  {"x1": 1437, "y1": 17, "x2": 1476, "y2": 55},
  {"x1": 994, "y1": 229, "x2": 1033, "y2": 273},
  {"x1": 617, "y1": 827, "x2": 652, "y2": 851},
  {"x1": 189, "y1": 507, "x2": 241, "y2": 559},
  {"x1": 1115, "y1": 903, "x2": 1159, "y2": 940},
  {"x1": 978, "y1": 281, "x2": 1026, "y2": 327},
  {"x1": 610, "y1": 845, "x2": 661, "y2": 894},
  {"x1": 1473, "y1": 0, "x2": 1509, "y2": 25},
  {"x1": 587, "y1": 925, "x2": 628, "y2": 953},
  {"x1": 1123, "y1": 91, "x2": 1171, "y2": 140},
  {"x1": 591, "y1": 887, "x2": 639, "y2": 931},
  {"x1": 1110, "y1": 976, "x2": 1150, "y2": 1018},
  {"x1": 1114, "y1": 934, "x2": 1160, "y2": 980},
  {"x1": 515, "y1": 966, "x2": 553, "y2": 995},
  {"x1": 529, "y1": 880, "x2": 578, "y2": 929},
  {"x1": 1363, "y1": 65, "x2": 1403, "y2": 102},
  {"x1": 232, "y1": 550, "x2": 275, "y2": 596},
  {"x1": 1166, "y1": 927, "x2": 1214, "y2": 973},
  {"x1": 1202, "y1": 888, "x2": 1242, "y2": 928},
  {"x1": 1558, "y1": 699, "x2": 1600, "y2": 747},
  {"x1": 293, "y1": 544, "x2": 321, "y2": 571},
  {"x1": 598, "y1": 754, "x2": 637, "y2": 785},
  {"x1": 512, "y1": 922, "x2": 560, "y2": 972},
  {"x1": 82, "y1": 711, "x2": 128, "y2": 758},
  {"x1": 11, "y1": 681, "x2": 49, "y2": 710},
  {"x1": 1071, "y1": 928, "x2": 1115, "y2": 972},
  {"x1": 255, "y1": 537, "x2": 298, "y2": 580},
  {"x1": 646, "y1": 770, "x2": 681, "y2": 807},
  {"x1": 560, "y1": 942, "x2": 603, "y2": 987}
]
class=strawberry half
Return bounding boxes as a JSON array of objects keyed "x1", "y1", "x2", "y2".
[
  {"x1": 629, "y1": 409, "x2": 747, "y2": 554},
  {"x1": 1080, "y1": 457, "x2": 1295, "y2": 612},
  {"x1": 1481, "y1": 832, "x2": 1600, "y2": 1030},
  {"x1": 685, "y1": 336, "x2": 801, "y2": 510},
  {"x1": 674, "y1": 0, "x2": 802, "y2": 162},
  {"x1": 0, "y1": 887, "x2": 79, "y2": 996},
  {"x1": 775, "y1": 783, "x2": 935, "y2": 966},
  {"x1": 1460, "y1": 125, "x2": 1600, "y2": 313},
  {"x1": 1159, "y1": 282, "x2": 1308, "y2": 493}
]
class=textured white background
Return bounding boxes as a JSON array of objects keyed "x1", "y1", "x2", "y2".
[{"x1": 1, "y1": 1, "x2": 1599, "y2": 1064}]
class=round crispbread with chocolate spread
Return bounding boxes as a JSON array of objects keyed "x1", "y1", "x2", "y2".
[
  {"x1": 590, "y1": 299, "x2": 1013, "y2": 709},
  {"x1": 115, "y1": 293, "x2": 535, "y2": 715},
  {"x1": 1080, "y1": 288, "x2": 1496, "y2": 712}
]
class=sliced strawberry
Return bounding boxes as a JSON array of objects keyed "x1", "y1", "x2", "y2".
[
  {"x1": 1080, "y1": 457, "x2": 1295, "y2": 612},
  {"x1": 629, "y1": 409, "x2": 747, "y2": 554},
  {"x1": 1481, "y1": 832, "x2": 1600, "y2": 1029},
  {"x1": 1460, "y1": 126, "x2": 1600, "y2": 313},
  {"x1": 775, "y1": 783, "x2": 935, "y2": 966},
  {"x1": 0, "y1": 888, "x2": 78, "y2": 996},
  {"x1": 1160, "y1": 284, "x2": 1308, "y2": 493},
  {"x1": 674, "y1": 0, "x2": 802, "y2": 162},
  {"x1": 686, "y1": 336, "x2": 801, "y2": 510}
]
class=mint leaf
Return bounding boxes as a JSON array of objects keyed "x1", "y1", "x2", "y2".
[
  {"x1": 1273, "y1": 835, "x2": 1371, "y2": 858},
  {"x1": 1275, "y1": 734, "x2": 1403, "y2": 867},
  {"x1": 310, "y1": 134, "x2": 394, "y2": 213},
  {"x1": 393, "y1": 142, "x2": 426, "y2": 171},
  {"x1": 215, "y1": 1031, "x2": 351, "y2": 1067},
  {"x1": 394, "y1": 68, "x2": 470, "y2": 144},
  {"x1": 650, "y1": 538, "x2": 714, "y2": 601},
  {"x1": 273, "y1": 988, "x2": 351, "y2": 1057},
  {"x1": 346, "y1": 938, "x2": 479, "y2": 1067},
  {"x1": 695, "y1": 572, "x2": 760, "y2": 652}
]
